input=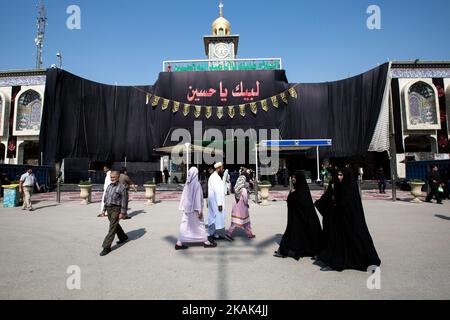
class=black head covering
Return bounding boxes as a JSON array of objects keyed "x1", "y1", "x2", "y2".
[{"x1": 293, "y1": 170, "x2": 310, "y2": 194}]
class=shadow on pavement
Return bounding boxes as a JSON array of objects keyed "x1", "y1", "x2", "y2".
[
  {"x1": 163, "y1": 231, "x2": 289, "y2": 300},
  {"x1": 128, "y1": 210, "x2": 146, "y2": 218},
  {"x1": 112, "y1": 228, "x2": 147, "y2": 251},
  {"x1": 33, "y1": 204, "x2": 61, "y2": 210},
  {"x1": 127, "y1": 228, "x2": 147, "y2": 240},
  {"x1": 435, "y1": 214, "x2": 450, "y2": 221}
]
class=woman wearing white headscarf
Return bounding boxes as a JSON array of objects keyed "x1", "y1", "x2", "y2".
[
  {"x1": 176, "y1": 167, "x2": 217, "y2": 250},
  {"x1": 223, "y1": 169, "x2": 230, "y2": 195}
]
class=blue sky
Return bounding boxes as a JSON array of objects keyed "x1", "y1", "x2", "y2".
[{"x1": 1, "y1": 0, "x2": 449, "y2": 85}]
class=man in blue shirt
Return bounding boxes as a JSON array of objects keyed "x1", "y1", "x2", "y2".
[{"x1": 19, "y1": 167, "x2": 41, "y2": 211}]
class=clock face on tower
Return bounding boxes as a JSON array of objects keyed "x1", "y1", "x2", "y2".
[{"x1": 213, "y1": 43, "x2": 230, "y2": 59}]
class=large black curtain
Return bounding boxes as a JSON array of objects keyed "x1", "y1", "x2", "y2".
[
  {"x1": 40, "y1": 68, "x2": 170, "y2": 164},
  {"x1": 280, "y1": 63, "x2": 390, "y2": 158},
  {"x1": 40, "y1": 63, "x2": 389, "y2": 164}
]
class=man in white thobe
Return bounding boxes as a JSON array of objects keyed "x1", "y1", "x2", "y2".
[
  {"x1": 207, "y1": 162, "x2": 230, "y2": 242},
  {"x1": 98, "y1": 165, "x2": 111, "y2": 217}
]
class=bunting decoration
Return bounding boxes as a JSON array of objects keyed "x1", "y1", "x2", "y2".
[
  {"x1": 205, "y1": 106, "x2": 213, "y2": 119},
  {"x1": 217, "y1": 107, "x2": 224, "y2": 119},
  {"x1": 239, "y1": 104, "x2": 246, "y2": 117},
  {"x1": 261, "y1": 99, "x2": 268, "y2": 112},
  {"x1": 138, "y1": 84, "x2": 300, "y2": 119},
  {"x1": 152, "y1": 96, "x2": 160, "y2": 108},
  {"x1": 271, "y1": 96, "x2": 279, "y2": 109},
  {"x1": 228, "y1": 106, "x2": 235, "y2": 119},
  {"x1": 183, "y1": 104, "x2": 191, "y2": 116},
  {"x1": 289, "y1": 87, "x2": 298, "y2": 99},
  {"x1": 280, "y1": 92, "x2": 288, "y2": 105},
  {"x1": 194, "y1": 105, "x2": 202, "y2": 118},
  {"x1": 162, "y1": 99, "x2": 170, "y2": 110},
  {"x1": 173, "y1": 101, "x2": 180, "y2": 113},
  {"x1": 250, "y1": 102, "x2": 258, "y2": 115}
]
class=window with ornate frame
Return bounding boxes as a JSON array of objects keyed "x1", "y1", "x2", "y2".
[
  {"x1": 404, "y1": 80, "x2": 441, "y2": 130},
  {"x1": 13, "y1": 88, "x2": 43, "y2": 136}
]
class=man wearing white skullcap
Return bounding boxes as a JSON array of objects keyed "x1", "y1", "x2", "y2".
[{"x1": 207, "y1": 162, "x2": 228, "y2": 242}]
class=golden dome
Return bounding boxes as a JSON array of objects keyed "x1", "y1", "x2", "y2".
[
  {"x1": 212, "y1": 1, "x2": 230, "y2": 35},
  {"x1": 212, "y1": 17, "x2": 231, "y2": 35}
]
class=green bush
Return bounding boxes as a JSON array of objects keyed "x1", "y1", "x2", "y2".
[
  {"x1": 145, "y1": 181, "x2": 156, "y2": 185},
  {"x1": 259, "y1": 180, "x2": 271, "y2": 186},
  {"x1": 410, "y1": 179, "x2": 424, "y2": 183},
  {"x1": 79, "y1": 180, "x2": 91, "y2": 186}
]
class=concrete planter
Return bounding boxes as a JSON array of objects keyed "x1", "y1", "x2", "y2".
[
  {"x1": 410, "y1": 182, "x2": 425, "y2": 203},
  {"x1": 144, "y1": 184, "x2": 156, "y2": 205},
  {"x1": 259, "y1": 184, "x2": 272, "y2": 206},
  {"x1": 78, "y1": 185, "x2": 92, "y2": 205}
]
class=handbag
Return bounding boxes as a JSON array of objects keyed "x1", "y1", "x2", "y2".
[{"x1": 438, "y1": 186, "x2": 444, "y2": 193}]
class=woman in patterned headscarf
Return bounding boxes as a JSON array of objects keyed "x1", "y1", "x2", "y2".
[{"x1": 225, "y1": 175, "x2": 255, "y2": 240}]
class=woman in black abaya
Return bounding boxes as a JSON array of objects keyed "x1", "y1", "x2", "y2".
[
  {"x1": 314, "y1": 170, "x2": 338, "y2": 250},
  {"x1": 274, "y1": 170, "x2": 323, "y2": 260},
  {"x1": 318, "y1": 168, "x2": 381, "y2": 271}
]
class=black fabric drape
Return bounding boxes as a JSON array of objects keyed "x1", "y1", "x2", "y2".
[
  {"x1": 154, "y1": 70, "x2": 290, "y2": 134},
  {"x1": 281, "y1": 63, "x2": 390, "y2": 158},
  {"x1": 39, "y1": 69, "x2": 166, "y2": 164},
  {"x1": 40, "y1": 64, "x2": 389, "y2": 164}
]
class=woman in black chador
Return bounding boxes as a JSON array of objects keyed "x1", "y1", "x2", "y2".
[
  {"x1": 316, "y1": 168, "x2": 381, "y2": 271},
  {"x1": 314, "y1": 169, "x2": 338, "y2": 250},
  {"x1": 274, "y1": 170, "x2": 323, "y2": 260}
]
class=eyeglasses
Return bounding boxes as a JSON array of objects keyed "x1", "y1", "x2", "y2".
[{"x1": 338, "y1": 174, "x2": 343, "y2": 176}]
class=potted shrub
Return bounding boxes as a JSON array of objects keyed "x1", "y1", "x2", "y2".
[
  {"x1": 143, "y1": 179, "x2": 157, "y2": 205},
  {"x1": 78, "y1": 180, "x2": 92, "y2": 205},
  {"x1": 258, "y1": 180, "x2": 272, "y2": 205},
  {"x1": 409, "y1": 179, "x2": 425, "y2": 203}
]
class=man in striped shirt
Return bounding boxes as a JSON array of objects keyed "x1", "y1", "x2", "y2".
[{"x1": 100, "y1": 171, "x2": 129, "y2": 256}]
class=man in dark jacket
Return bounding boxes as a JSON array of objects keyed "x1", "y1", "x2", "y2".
[
  {"x1": 376, "y1": 167, "x2": 386, "y2": 194},
  {"x1": 425, "y1": 165, "x2": 443, "y2": 204},
  {"x1": 100, "y1": 171, "x2": 129, "y2": 256}
]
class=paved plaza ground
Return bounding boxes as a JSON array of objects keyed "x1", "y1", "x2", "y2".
[{"x1": 0, "y1": 192, "x2": 449, "y2": 300}]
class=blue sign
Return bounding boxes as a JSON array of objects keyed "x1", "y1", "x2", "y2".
[{"x1": 261, "y1": 139, "x2": 332, "y2": 147}]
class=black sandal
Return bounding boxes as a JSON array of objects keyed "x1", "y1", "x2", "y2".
[
  {"x1": 175, "y1": 244, "x2": 188, "y2": 250},
  {"x1": 273, "y1": 250, "x2": 287, "y2": 258}
]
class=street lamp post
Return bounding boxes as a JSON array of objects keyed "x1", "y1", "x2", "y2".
[{"x1": 56, "y1": 53, "x2": 62, "y2": 68}]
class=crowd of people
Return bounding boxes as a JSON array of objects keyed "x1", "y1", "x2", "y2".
[
  {"x1": 5, "y1": 161, "x2": 431, "y2": 271},
  {"x1": 96, "y1": 162, "x2": 383, "y2": 272}
]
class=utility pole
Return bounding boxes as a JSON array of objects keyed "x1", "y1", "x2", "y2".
[{"x1": 35, "y1": 0, "x2": 47, "y2": 69}]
